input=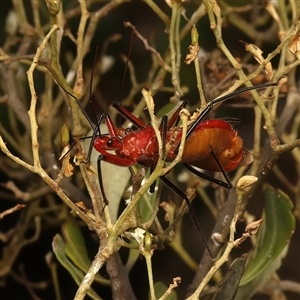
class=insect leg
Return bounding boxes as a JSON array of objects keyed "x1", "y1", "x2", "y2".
[
  {"x1": 97, "y1": 154, "x2": 109, "y2": 206},
  {"x1": 183, "y1": 163, "x2": 232, "y2": 189},
  {"x1": 182, "y1": 144, "x2": 233, "y2": 189},
  {"x1": 112, "y1": 102, "x2": 147, "y2": 129},
  {"x1": 149, "y1": 115, "x2": 168, "y2": 193},
  {"x1": 208, "y1": 144, "x2": 232, "y2": 188},
  {"x1": 167, "y1": 100, "x2": 189, "y2": 128},
  {"x1": 86, "y1": 114, "x2": 105, "y2": 164},
  {"x1": 159, "y1": 175, "x2": 215, "y2": 260},
  {"x1": 185, "y1": 80, "x2": 280, "y2": 142},
  {"x1": 96, "y1": 151, "x2": 135, "y2": 206},
  {"x1": 160, "y1": 115, "x2": 168, "y2": 157},
  {"x1": 149, "y1": 164, "x2": 156, "y2": 194}
]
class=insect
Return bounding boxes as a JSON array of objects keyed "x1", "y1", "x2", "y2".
[
  {"x1": 73, "y1": 79, "x2": 279, "y2": 260},
  {"x1": 41, "y1": 43, "x2": 279, "y2": 258}
]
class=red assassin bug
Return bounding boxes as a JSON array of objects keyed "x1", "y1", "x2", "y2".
[{"x1": 71, "y1": 79, "x2": 280, "y2": 260}]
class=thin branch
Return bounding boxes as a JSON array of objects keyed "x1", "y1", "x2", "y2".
[
  {"x1": 0, "y1": 204, "x2": 26, "y2": 220},
  {"x1": 124, "y1": 22, "x2": 172, "y2": 73}
]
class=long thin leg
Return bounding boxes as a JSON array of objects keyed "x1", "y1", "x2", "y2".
[
  {"x1": 112, "y1": 102, "x2": 147, "y2": 129},
  {"x1": 182, "y1": 143, "x2": 233, "y2": 189},
  {"x1": 159, "y1": 175, "x2": 215, "y2": 260},
  {"x1": 87, "y1": 114, "x2": 105, "y2": 164},
  {"x1": 89, "y1": 46, "x2": 102, "y2": 134},
  {"x1": 113, "y1": 99, "x2": 189, "y2": 130},
  {"x1": 183, "y1": 164, "x2": 232, "y2": 189},
  {"x1": 149, "y1": 164, "x2": 157, "y2": 194},
  {"x1": 150, "y1": 115, "x2": 168, "y2": 193},
  {"x1": 167, "y1": 100, "x2": 189, "y2": 128},
  {"x1": 97, "y1": 155, "x2": 109, "y2": 206},
  {"x1": 208, "y1": 144, "x2": 233, "y2": 188},
  {"x1": 159, "y1": 115, "x2": 168, "y2": 156},
  {"x1": 184, "y1": 81, "x2": 280, "y2": 142}
]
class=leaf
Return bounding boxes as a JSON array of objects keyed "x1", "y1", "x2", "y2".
[
  {"x1": 288, "y1": 31, "x2": 300, "y2": 60},
  {"x1": 62, "y1": 217, "x2": 90, "y2": 267},
  {"x1": 240, "y1": 40, "x2": 273, "y2": 79},
  {"x1": 83, "y1": 125, "x2": 131, "y2": 224},
  {"x1": 52, "y1": 234, "x2": 102, "y2": 300},
  {"x1": 125, "y1": 239, "x2": 140, "y2": 273},
  {"x1": 235, "y1": 246, "x2": 289, "y2": 300},
  {"x1": 234, "y1": 186, "x2": 295, "y2": 299},
  {"x1": 151, "y1": 281, "x2": 178, "y2": 300},
  {"x1": 213, "y1": 254, "x2": 248, "y2": 300},
  {"x1": 138, "y1": 182, "x2": 157, "y2": 223},
  {"x1": 240, "y1": 186, "x2": 295, "y2": 284},
  {"x1": 62, "y1": 217, "x2": 110, "y2": 285}
]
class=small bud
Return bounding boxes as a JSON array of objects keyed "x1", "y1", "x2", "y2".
[
  {"x1": 45, "y1": 0, "x2": 62, "y2": 15},
  {"x1": 144, "y1": 232, "x2": 153, "y2": 251},
  {"x1": 245, "y1": 218, "x2": 264, "y2": 236},
  {"x1": 237, "y1": 175, "x2": 258, "y2": 192},
  {"x1": 191, "y1": 25, "x2": 199, "y2": 45},
  {"x1": 60, "y1": 124, "x2": 70, "y2": 148},
  {"x1": 185, "y1": 25, "x2": 200, "y2": 64}
]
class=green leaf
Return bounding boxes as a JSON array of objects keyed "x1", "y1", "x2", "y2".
[
  {"x1": 52, "y1": 234, "x2": 102, "y2": 300},
  {"x1": 149, "y1": 281, "x2": 178, "y2": 300},
  {"x1": 235, "y1": 186, "x2": 295, "y2": 299},
  {"x1": 156, "y1": 103, "x2": 177, "y2": 118},
  {"x1": 125, "y1": 239, "x2": 140, "y2": 273},
  {"x1": 62, "y1": 217, "x2": 91, "y2": 269},
  {"x1": 138, "y1": 179, "x2": 157, "y2": 223},
  {"x1": 235, "y1": 246, "x2": 289, "y2": 300},
  {"x1": 240, "y1": 186, "x2": 295, "y2": 285},
  {"x1": 83, "y1": 126, "x2": 131, "y2": 224},
  {"x1": 62, "y1": 217, "x2": 110, "y2": 285}
]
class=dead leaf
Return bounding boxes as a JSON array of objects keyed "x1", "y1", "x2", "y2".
[
  {"x1": 160, "y1": 198, "x2": 176, "y2": 223},
  {"x1": 185, "y1": 44, "x2": 200, "y2": 64},
  {"x1": 288, "y1": 32, "x2": 300, "y2": 60},
  {"x1": 240, "y1": 40, "x2": 274, "y2": 80},
  {"x1": 245, "y1": 218, "x2": 264, "y2": 236}
]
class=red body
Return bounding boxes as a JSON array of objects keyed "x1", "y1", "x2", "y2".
[{"x1": 94, "y1": 119, "x2": 248, "y2": 172}]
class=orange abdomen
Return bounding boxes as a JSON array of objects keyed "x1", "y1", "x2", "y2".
[{"x1": 181, "y1": 120, "x2": 243, "y2": 172}]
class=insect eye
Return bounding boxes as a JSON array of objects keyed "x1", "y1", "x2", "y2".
[{"x1": 107, "y1": 139, "x2": 114, "y2": 147}]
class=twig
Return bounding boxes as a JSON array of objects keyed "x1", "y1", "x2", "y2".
[
  {"x1": 187, "y1": 176, "x2": 258, "y2": 299},
  {"x1": 143, "y1": 0, "x2": 170, "y2": 31},
  {"x1": 73, "y1": 0, "x2": 89, "y2": 97},
  {"x1": 169, "y1": 3, "x2": 184, "y2": 97},
  {"x1": 159, "y1": 277, "x2": 181, "y2": 300},
  {"x1": 0, "y1": 204, "x2": 26, "y2": 220},
  {"x1": 124, "y1": 22, "x2": 172, "y2": 73},
  {"x1": 140, "y1": 233, "x2": 156, "y2": 300},
  {"x1": 0, "y1": 25, "x2": 94, "y2": 227},
  {"x1": 2, "y1": 181, "x2": 52, "y2": 202}
]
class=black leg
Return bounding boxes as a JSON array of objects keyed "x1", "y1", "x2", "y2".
[
  {"x1": 173, "y1": 80, "x2": 281, "y2": 154},
  {"x1": 86, "y1": 114, "x2": 105, "y2": 165},
  {"x1": 183, "y1": 164, "x2": 232, "y2": 189},
  {"x1": 182, "y1": 144, "x2": 233, "y2": 189},
  {"x1": 159, "y1": 175, "x2": 215, "y2": 260},
  {"x1": 159, "y1": 115, "x2": 168, "y2": 158},
  {"x1": 149, "y1": 164, "x2": 157, "y2": 194},
  {"x1": 97, "y1": 155, "x2": 109, "y2": 206}
]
